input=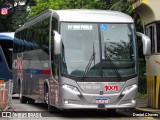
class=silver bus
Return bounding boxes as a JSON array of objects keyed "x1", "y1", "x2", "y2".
[{"x1": 12, "y1": 9, "x2": 150, "y2": 112}]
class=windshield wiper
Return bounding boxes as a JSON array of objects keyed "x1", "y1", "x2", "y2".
[
  {"x1": 82, "y1": 43, "x2": 95, "y2": 80},
  {"x1": 104, "y1": 43, "x2": 121, "y2": 80}
]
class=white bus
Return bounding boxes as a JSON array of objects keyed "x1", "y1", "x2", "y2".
[{"x1": 12, "y1": 9, "x2": 150, "y2": 112}]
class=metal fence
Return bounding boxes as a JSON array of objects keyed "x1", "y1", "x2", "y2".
[{"x1": 0, "y1": 80, "x2": 13, "y2": 111}]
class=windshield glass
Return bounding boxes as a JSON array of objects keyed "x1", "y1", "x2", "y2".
[
  {"x1": 100, "y1": 24, "x2": 136, "y2": 77},
  {"x1": 60, "y1": 23, "x2": 137, "y2": 78},
  {"x1": 61, "y1": 23, "x2": 100, "y2": 77}
]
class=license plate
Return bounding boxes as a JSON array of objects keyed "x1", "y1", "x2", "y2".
[{"x1": 95, "y1": 98, "x2": 108, "y2": 104}]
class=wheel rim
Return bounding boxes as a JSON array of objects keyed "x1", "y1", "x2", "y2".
[{"x1": 45, "y1": 92, "x2": 48, "y2": 104}]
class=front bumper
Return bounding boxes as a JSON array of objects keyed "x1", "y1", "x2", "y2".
[{"x1": 59, "y1": 85, "x2": 138, "y2": 109}]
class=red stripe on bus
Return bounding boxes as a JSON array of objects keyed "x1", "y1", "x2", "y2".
[{"x1": 42, "y1": 70, "x2": 51, "y2": 74}]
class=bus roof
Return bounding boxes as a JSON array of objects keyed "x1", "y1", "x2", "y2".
[
  {"x1": 0, "y1": 32, "x2": 14, "y2": 40},
  {"x1": 26, "y1": 9, "x2": 134, "y2": 25},
  {"x1": 18, "y1": 9, "x2": 134, "y2": 32},
  {"x1": 55, "y1": 9, "x2": 134, "y2": 23}
]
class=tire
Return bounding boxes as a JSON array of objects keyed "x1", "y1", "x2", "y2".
[
  {"x1": 28, "y1": 98, "x2": 35, "y2": 104},
  {"x1": 19, "y1": 82, "x2": 27, "y2": 103}
]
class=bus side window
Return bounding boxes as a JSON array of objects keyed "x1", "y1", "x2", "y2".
[
  {"x1": 0, "y1": 55, "x2": 2, "y2": 62},
  {"x1": 157, "y1": 23, "x2": 160, "y2": 53}
]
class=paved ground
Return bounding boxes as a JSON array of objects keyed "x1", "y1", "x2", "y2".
[
  {"x1": 10, "y1": 94, "x2": 160, "y2": 116},
  {"x1": 0, "y1": 95, "x2": 159, "y2": 120}
]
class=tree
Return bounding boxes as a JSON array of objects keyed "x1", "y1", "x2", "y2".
[
  {"x1": 29, "y1": 0, "x2": 63, "y2": 17},
  {"x1": 1, "y1": 0, "x2": 137, "y2": 31},
  {"x1": 29, "y1": 0, "x2": 108, "y2": 17},
  {"x1": 0, "y1": 0, "x2": 33, "y2": 31},
  {"x1": 0, "y1": 1, "x2": 10, "y2": 31},
  {"x1": 61, "y1": 0, "x2": 106, "y2": 9}
]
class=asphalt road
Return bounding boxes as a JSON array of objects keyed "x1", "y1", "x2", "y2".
[{"x1": 0, "y1": 96, "x2": 159, "y2": 120}]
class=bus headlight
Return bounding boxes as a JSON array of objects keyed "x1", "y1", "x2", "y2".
[
  {"x1": 122, "y1": 84, "x2": 137, "y2": 95},
  {"x1": 62, "y1": 85, "x2": 81, "y2": 95}
]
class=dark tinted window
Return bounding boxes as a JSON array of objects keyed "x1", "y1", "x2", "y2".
[
  {"x1": 14, "y1": 17, "x2": 50, "y2": 54},
  {"x1": 0, "y1": 40, "x2": 13, "y2": 69},
  {"x1": 157, "y1": 23, "x2": 160, "y2": 53}
]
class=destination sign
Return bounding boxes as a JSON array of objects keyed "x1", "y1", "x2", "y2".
[{"x1": 67, "y1": 25, "x2": 93, "y2": 30}]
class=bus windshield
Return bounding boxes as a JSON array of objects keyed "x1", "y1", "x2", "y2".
[
  {"x1": 0, "y1": 39, "x2": 13, "y2": 70},
  {"x1": 60, "y1": 23, "x2": 137, "y2": 78}
]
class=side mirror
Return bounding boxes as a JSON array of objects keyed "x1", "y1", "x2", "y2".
[
  {"x1": 53, "y1": 31, "x2": 62, "y2": 55},
  {"x1": 136, "y1": 32, "x2": 151, "y2": 56}
]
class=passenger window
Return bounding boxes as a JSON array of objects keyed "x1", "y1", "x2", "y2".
[{"x1": 0, "y1": 55, "x2": 2, "y2": 62}]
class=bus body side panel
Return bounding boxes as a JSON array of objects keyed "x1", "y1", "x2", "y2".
[
  {"x1": 58, "y1": 77, "x2": 138, "y2": 109},
  {"x1": 49, "y1": 78, "x2": 59, "y2": 107},
  {"x1": 12, "y1": 49, "x2": 52, "y2": 103},
  {"x1": 12, "y1": 53, "x2": 20, "y2": 94}
]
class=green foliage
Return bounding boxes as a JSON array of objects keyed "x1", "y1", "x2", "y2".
[
  {"x1": 28, "y1": 0, "x2": 136, "y2": 17},
  {"x1": 10, "y1": 10, "x2": 29, "y2": 31},
  {"x1": 103, "y1": 0, "x2": 132, "y2": 11},
  {"x1": 29, "y1": 0, "x2": 63, "y2": 17},
  {"x1": 29, "y1": 0, "x2": 110, "y2": 17},
  {"x1": 137, "y1": 92, "x2": 147, "y2": 99},
  {"x1": 0, "y1": 1, "x2": 8, "y2": 31},
  {"x1": 0, "y1": 14, "x2": 7, "y2": 31},
  {"x1": 138, "y1": 58, "x2": 147, "y2": 94},
  {"x1": 28, "y1": 0, "x2": 137, "y2": 18},
  {"x1": 61, "y1": 0, "x2": 106, "y2": 9}
]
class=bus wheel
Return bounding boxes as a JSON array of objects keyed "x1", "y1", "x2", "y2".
[
  {"x1": 44, "y1": 92, "x2": 48, "y2": 104},
  {"x1": 28, "y1": 98, "x2": 35, "y2": 104},
  {"x1": 19, "y1": 83, "x2": 27, "y2": 103}
]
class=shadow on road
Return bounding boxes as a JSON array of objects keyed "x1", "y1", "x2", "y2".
[
  {"x1": 12, "y1": 96, "x2": 137, "y2": 118},
  {"x1": 27, "y1": 103, "x2": 132, "y2": 118},
  {"x1": 61, "y1": 109, "x2": 129, "y2": 118}
]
